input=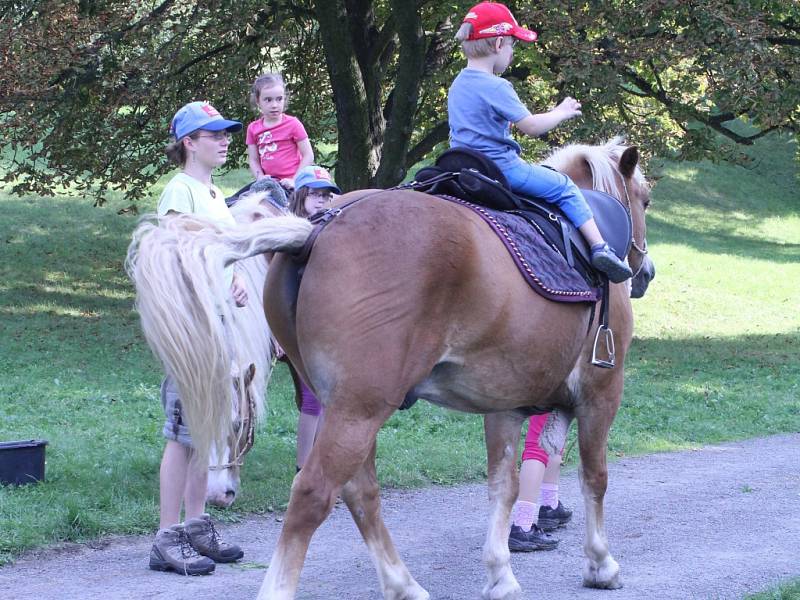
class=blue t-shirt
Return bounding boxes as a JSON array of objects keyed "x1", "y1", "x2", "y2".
[{"x1": 447, "y1": 68, "x2": 532, "y2": 170}]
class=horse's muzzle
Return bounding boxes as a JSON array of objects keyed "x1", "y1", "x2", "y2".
[{"x1": 630, "y1": 256, "x2": 655, "y2": 299}]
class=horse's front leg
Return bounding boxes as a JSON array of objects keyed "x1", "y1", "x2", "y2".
[
  {"x1": 481, "y1": 411, "x2": 526, "y2": 600},
  {"x1": 341, "y1": 440, "x2": 429, "y2": 600},
  {"x1": 576, "y1": 397, "x2": 623, "y2": 590}
]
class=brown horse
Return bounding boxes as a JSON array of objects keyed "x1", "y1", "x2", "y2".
[{"x1": 128, "y1": 138, "x2": 654, "y2": 600}]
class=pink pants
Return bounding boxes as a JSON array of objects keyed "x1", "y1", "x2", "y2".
[{"x1": 520, "y1": 413, "x2": 561, "y2": 466}]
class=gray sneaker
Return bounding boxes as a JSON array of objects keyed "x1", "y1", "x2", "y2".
[
  {"x1": 590, "y1": 242, "x2": 633, "y2": 283},
  {"x1": 149, "y1": 524, "x2": 215, "y2": 575},
  {"x1": 184, "y1": 513, "x2": 244, "y2": 563}
]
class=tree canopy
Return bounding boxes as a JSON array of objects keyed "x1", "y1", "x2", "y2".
[{"x1": 1, "y1": 0, "x2": 798, "y2": 202}]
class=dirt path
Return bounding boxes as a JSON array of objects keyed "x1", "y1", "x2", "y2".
[{"x1": 1, "y1": 433, "x2": 798, "y2": 600}]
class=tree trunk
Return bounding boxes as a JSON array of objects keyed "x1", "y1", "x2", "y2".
[
  {"x1": 373, "y1": 0, "x2": 426, "y2": 187},
  {"x1": 314, "y1": 0, "x2": 380, "y2": 192}
]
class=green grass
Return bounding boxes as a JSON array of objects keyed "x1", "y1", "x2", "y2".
[
  {"x1": 1, "y1": 133, "x2": 799, "y2": 564},
  {"x1": 747, "y1": 579, "x2": 800, "y2": 600}
]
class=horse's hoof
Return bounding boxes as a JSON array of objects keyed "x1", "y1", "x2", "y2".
[
  {"x1": 482, "y1": 577, "x2": 522, "y2": 600},
  {"x1": 385, "y1": 581, "x2": 429, "y2": 600},
  {"x1": 583, "y1": 557, "x2": 623, "y2": 590}
]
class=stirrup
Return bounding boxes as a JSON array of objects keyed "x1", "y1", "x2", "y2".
[{"x1": 591, "y1": 325, "x2": 616, "y2": 368}]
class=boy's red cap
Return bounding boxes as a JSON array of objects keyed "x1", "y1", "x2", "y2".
[{"x1": 463, "y1": 2, "x2": 537, "y2": 42}]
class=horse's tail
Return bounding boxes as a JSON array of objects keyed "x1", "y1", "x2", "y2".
[{"x1": 125, "y1": 212, "x2": 312, "y2": 463}]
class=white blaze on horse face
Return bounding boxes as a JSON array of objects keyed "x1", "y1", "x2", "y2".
[{"x1": 206, "y1": 445, "x2": 240, "y2": 508}]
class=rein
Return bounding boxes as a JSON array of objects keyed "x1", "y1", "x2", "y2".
[{"x1": 620, "y1": 177, "x2": 649, "y2": 279}]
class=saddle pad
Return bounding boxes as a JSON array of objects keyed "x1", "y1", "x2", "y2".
[{"x1": 440, "y1": 196, "x2": 600, "y2": 304}]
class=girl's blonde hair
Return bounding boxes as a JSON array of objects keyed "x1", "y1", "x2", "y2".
[
  {"x1": 249, "y1": 72, "x2": 288, "y2": 111},
  {"x1": 455, "y1": 23, "x2": 506, "y2": 59}
]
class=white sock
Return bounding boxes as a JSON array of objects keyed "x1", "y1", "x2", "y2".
[
  {"x1": 511, "y1": 500, "x2": 539, "y2": 531},
  {"x1": 540, "y1": 483, "x2": 559, "y2": 509}
]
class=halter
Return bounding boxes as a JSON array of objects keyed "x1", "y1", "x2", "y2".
[
  {"x1": 208, "y1": 379, "x2": 257, "y2": 471},
  {"x1": 620, "y1": 177, "x2": 649, "y2": 278}
]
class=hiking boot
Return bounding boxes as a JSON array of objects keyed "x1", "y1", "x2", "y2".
[
  {"x1": 590, "y1": 243, "x2": 633, "y2": 283},
  {"x1": 184, "y1": 513, "x2": 244, "y2": 563},
  {"x1": 538, "y1": 501, "x2": 573, "y2": 532},
  {"x1": 508, "y1": 523, "x2": 559, "y2": 552},
  {"x1": 149, "y1": 524, "x2": 215, "y2": 575}
]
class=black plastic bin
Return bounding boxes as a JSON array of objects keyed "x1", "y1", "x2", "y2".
[{"x1": 0, "y1": 440, "x2": 48, "y2": 485}]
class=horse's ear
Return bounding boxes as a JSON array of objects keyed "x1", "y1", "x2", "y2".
[{"x1": 619, "y1": 146, "x2": 639, "y2": 179}]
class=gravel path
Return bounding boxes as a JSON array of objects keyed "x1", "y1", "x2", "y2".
[{"x1": 1, "y1": 433, "x2": 798, "y2": 600}]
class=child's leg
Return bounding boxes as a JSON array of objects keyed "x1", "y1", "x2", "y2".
[
  {"x1": 505, "y1": 162, "x2": 594, "y2": 229},
  {"x1": 511, "y1": 413, "x2": 550, "y2": 529},
  {"x1": 540, "y1": 452, "x2": 562, "y2": 507},
  {"x1": 509, "y1": 414, "x2": 559, "y2": 551},
  {"x1": 505, "y1": 162, "x2": 632, "y2": 282},
  {"x1": 296, "y1": 381, "x2": 323, "y2": 471}
]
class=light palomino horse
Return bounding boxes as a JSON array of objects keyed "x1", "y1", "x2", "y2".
[
  {"x1": 125, "y1": 194, "x2": 308, "y2": 476},
  {"x1": 128, "y1": 138, "x2": 655, "y2": 600},
  {"x1": 205, "y1": 194, "x2": 283, "y2": 507}
]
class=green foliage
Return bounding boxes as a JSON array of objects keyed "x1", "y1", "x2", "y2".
[
  {"x1": 0, "y1": 133, "x2": 799, "y2": 564},
  {"x1": 1, "y1": 1, "x2": 798, "y2": 200}
]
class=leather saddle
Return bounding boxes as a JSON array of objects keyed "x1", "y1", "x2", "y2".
[{"x1": 409, "y1": 147, "x2": 632, "y2": 282}]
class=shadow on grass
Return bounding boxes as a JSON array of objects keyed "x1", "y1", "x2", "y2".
[
  {"x1": 612, "y1": 331, "x2": 800, "y2": 454},
  {"x1": 648, "y1": 216, "x2": 800, "y2": 263}
]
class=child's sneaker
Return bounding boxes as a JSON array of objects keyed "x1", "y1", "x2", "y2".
[
  {"x1": 590, "y1": 243, "x2": 633, "y2": 283},
  {"x1": 538, "y1": 501, "x2": 573, "y2": 531},
  {"x1": 149, "y1": 524, "x2": 215, "y2": 575},
  {"x1": 508, "y1": 523, "x2": 559, "y2": 552},
  {"x1": 184, "y1": 513, "x2": 244, "y2": 563}
]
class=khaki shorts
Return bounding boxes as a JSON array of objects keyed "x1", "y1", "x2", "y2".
[{"x1": 160, "y1": 375, "x2": 193, "y2": 447}]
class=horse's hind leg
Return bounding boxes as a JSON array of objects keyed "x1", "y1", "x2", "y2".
[
  {"x1": 481, "y1": 411, "x2": 526, "y2": 600},
  {"x1": 341, "y1": 440, "x2": 429, "y2": 600},
  {"x1": 576, "y1": 395, "x2": 623, "y2": 590},
  {"x1": 258, "y1": 400, "x2": 420, "y2": 600}
]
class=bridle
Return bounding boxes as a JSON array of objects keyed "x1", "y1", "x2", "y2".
[
  {"x1": 620, "y1": 176, "x2": 649, "y2": 279},
  {"x1": 208, "y1": 378, "x2": 257, "y2": 471}
]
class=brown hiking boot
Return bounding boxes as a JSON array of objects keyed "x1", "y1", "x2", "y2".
[
  {"x1": 184, "y1": 513, "x2": 244, "y2": 563},
  {"x1": 149, "y1": 524, "x2": 215, "y2": 575}
]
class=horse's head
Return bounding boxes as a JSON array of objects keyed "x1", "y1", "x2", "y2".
[
  {"x1": 547, "y1": 137, "x2": 655, "y2": 298},
  {"x1": 616, "y1": 145, "x2": 655, "y2": 298},
  {"x1": 206, "y1": 363, "x2": 257, "y2": 508}
]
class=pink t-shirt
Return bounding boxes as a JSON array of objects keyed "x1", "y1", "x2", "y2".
[{"x1": 246, "y1": 115, "x2": 309, "y2": 179}]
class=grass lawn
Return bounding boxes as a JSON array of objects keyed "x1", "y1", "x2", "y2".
[
  {"x1": 747, "y1": 579, "x2": 800, "y2": 600},
  {"x1": 1, "y1": 133, "x2": 798, "y2": 564}
]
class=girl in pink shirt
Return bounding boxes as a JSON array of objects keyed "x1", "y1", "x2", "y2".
[{"x1": 245, "y1": 73, "x2": 314, "y2": 189}]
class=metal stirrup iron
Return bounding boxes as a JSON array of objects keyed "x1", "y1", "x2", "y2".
[
  {"x1": 591, "y1": 279, "x2": 616, "y2": 368},
  {"x1": 591, "y1": 324, "x2": 616, "y2": 368}
]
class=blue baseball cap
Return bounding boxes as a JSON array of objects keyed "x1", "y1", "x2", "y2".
[
  {"x1": 295, "y1": 166, "x2": 341, "y2": 194},
  {"x1": 169, "y1": 101, "x2": 242, "y2": 141}
]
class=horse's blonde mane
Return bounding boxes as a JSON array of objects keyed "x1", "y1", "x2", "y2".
[
  {"x1": 126, "y1": 203, "x2": 311, "y2": 463},
  {"x1": 226, "y1": 193, "x2": 285, "y2": 421},
  {"x1": 543, "y1": 136, "x2": 646, "y2": 195}
]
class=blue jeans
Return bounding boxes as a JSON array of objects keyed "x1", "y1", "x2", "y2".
[{"x1": 504, "y1": 161, "x2": 593, "y2": 228}]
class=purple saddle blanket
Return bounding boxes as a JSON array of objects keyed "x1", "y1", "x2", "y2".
[{"x1": 441, "y1": 196, "x2": 600, "y2": 303}]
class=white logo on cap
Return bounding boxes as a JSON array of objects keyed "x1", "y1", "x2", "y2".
[{"x1": 478, "y1": 22, "x2": 513, "y2": 35}]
